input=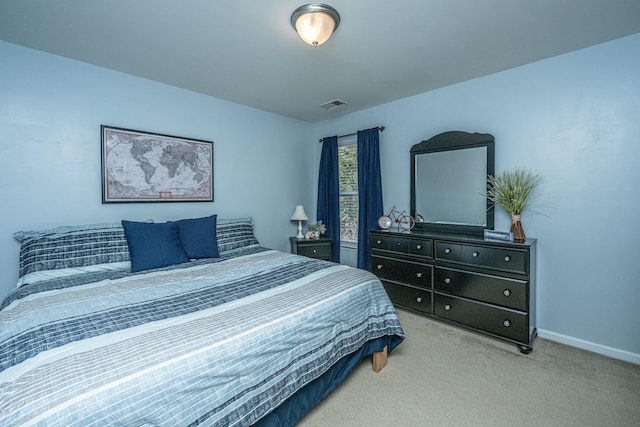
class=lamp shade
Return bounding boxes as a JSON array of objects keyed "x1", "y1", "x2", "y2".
[
  {"x1": 291, "y1": 4, "x2": 340, "y2": 47},
  {"x1": 290, "y1": 205, "x2": 309, "y2": 221}
]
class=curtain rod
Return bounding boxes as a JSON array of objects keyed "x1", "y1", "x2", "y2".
[{"x1": 318, "y1": 126, "x2": 385, "y2": 143}]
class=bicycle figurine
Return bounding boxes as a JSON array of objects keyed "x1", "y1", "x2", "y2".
[{"x1": 377, "y1": 205, "x2": 417, "y2": 231}]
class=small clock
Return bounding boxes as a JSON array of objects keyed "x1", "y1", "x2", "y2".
[{"x1": 377, "y1": 215, "x2": 393, "y2": 230}]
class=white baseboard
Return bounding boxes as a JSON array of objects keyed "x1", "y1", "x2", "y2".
[{"x1": 537, "y1": 328, "x2": 640, "y2": 365}]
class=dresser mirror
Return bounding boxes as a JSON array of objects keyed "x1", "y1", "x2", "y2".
[{"x1": 410, "y1": 131, "x2": 495, "y2": 236}]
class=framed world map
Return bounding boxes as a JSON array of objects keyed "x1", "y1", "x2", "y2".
[{"x1": 101, "y1": 126, "x2": 213, "y2": 203}]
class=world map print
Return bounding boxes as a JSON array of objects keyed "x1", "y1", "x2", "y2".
[{"x1": 102, "y1": 127, "x2": 213, "y2": 202}]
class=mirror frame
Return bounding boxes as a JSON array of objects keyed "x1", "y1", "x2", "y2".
[{"x1": 410, "y1": 131, "x2": 495, "y2": 236}]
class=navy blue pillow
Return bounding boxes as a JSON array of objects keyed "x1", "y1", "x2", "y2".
[
  {"x1": 175, "y1": 215, "x2": 219, "y2": 259},
  {"x1": 121, "y1": 220, "x2": 190, "y2": 272}
]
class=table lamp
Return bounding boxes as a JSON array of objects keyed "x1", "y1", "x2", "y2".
[{"x1": 290, "y1": 205, "x2": 309, "y2": 239}]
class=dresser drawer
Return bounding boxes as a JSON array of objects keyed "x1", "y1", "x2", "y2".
[
  {"x1": 409, "y1": 238, "x2": 433, "y2": 258},
  {"x1": 437, "y1": 242, "x2": 490, "y2": 266},
  {"x1": 434, "y1": 294, "x2": 529, "y2": 343},
  {"x1": 383, "y1": 281, "x2": 432, "y2": 314},
  {"x1": 435, "y1": 241, "x2": 462, "y2": 261},
  {"x1": 297, "y1": 243, "x2": 331, "y2": 259},
  {"x1": 371, "y1": 234, "x2": 391, "y2": 251},
  {"x1": 371, "y1": 255, "x2": 432, "y2": 289},
  {"x1": 436, "y1": 241, "x2": 527, "y2": 274},
  {"x1": 491, "y1": 248, "x2": 527, "y2": 274},
  {"x1": 434, "y1": 267, "x2": 527, "y2": 311},
  {"x1": 388, "y1": 237, "x2": 410, "y2": 253},
  {"x1": 371, "y1": 233, "x2": 432, "y2": 258}
]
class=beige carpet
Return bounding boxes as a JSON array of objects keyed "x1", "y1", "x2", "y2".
[{"x1": 298, "y1": 309, "x2": 640, "y2": 426}]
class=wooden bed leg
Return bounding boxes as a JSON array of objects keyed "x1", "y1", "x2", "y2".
[{"x1": 372, "y1": 345, "x2": 388, "y2": 373}]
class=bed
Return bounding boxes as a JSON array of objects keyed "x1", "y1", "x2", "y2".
[{"x1": 0, "y1": 216, "x2": 404, "y2": 426}]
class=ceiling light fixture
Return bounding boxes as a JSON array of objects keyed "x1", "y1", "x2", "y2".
[{"x1": 290, "y1": 3, "x2": 340, "y2": 47}]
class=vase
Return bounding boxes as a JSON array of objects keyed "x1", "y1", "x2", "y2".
[{"x1": 510, "y1": 214, "x2": 526, "y2": 242}]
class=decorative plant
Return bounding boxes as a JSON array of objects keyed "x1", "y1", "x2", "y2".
[
  {"x1": 486, "y1": 168, "x2": 544, "y2": 241},
  {"x1": 307, "y1": 221, "x2": 326, "y2": 235}
]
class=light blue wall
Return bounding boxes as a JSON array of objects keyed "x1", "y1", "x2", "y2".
[
  {"x1": 312, "y1": 33, "x2": 640, "y2": 358},
  {"x1": 0, "y1": 41, "x2": 316, "y2": 300}
]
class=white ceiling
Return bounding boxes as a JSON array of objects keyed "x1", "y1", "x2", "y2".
[{"x1": 1, "y1": 0, "x2": 639, "y2": 123}]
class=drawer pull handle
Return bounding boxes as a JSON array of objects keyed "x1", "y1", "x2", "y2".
[
  {"x1": 444, "y1": 248, "x2": 452, "y2": 254},
  {"x1": 377, "y1": 240, "x2": 383, "y2": 245},
  {"x1": 416, "y1": 244, "x2": 422, "y2": 250},
  {"x1": 313, "y1": 249, "x2": 317, "y2": 253},
  {"x1": 416, "y1": 272, "x2": 423, "y2": 278},
  {"x1": 503, "y1": 320, "x2": 511, "y2": 327},
  {"x1": 504, "y1": 255, "x2": 511, "y2": 262},
  {"x1": 503, "y1": 289, "x2": 511, "y2": 297},
  {"x1": 444, "y1": 304, "x2": 451, "y2": 311},
  {"x1": 376, "y1": 264, "x2": 383, "y2": 270},
  {"x1": 444, "y1": 278, "x2": 451, "y2": 284},
  {"x1": 397, "y1": 242, "x2": 402, "y2": 246},
  {"x1": 472, "y1": 251, "x2": 479, "y2": 258},
  {"x1": 416, "y1": 297, "x2": 422, "y2": 303}
]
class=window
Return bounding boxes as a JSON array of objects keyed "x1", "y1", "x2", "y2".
[{"x1": 338, "y1": 142, "x2": 358, "y2": 245}]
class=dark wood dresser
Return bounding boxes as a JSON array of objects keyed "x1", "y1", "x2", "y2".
[{"x1": 370, "y1": 229, "x2": 537, "y2": 353}]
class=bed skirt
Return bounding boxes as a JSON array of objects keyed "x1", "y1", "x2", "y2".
[{"x1": 256, "y1": 335, "x2": 401, "y2": 426}]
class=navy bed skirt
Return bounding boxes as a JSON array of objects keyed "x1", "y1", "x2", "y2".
[{"x1": 255, "y1": 335, "x2": 402, "y2": 426}]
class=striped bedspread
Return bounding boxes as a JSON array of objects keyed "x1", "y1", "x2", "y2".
[{"x1": 0, "y1": 247, "x2": 404, "y2": 426}]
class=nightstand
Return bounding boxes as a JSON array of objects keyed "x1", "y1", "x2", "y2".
[{"x1": 290, "y1": 237, "x2": 332, "y2": 261}]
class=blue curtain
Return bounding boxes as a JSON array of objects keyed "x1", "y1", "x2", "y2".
[
  {"x1": 357, "y1": 128, "x2": 383, "y2": 269},
  {"x1": 317, "y1": 136, "x2": 340, "y2": 263}
]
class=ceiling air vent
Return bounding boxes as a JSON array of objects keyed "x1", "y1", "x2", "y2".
[{"x1": 320, "y1": 99, "x2": 348, "y2": 110}]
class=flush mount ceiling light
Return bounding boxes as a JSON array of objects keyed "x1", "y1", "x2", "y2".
[{"x1": 290, "y1": 3, "x2": 340, "y2": 47}]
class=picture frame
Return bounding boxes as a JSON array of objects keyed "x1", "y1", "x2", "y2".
[{"x1": 101, "y1": 125, "x2": 213, "y2": 203}]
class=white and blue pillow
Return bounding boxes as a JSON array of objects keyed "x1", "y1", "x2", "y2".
[
  {"x1": 216, "y1": 217, "x2": 259, "y2": 253},
  {"x1": 14, "y1": 223, "x2": 131, "y2": 287},
  {"x1": 15, "y1": 216, "x2": 259, "y2": 286}
]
